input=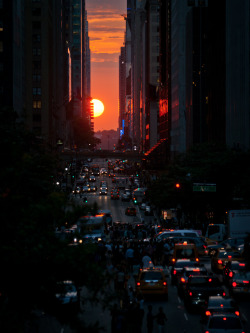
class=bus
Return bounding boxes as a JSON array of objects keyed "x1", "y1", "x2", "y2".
[
  {"x1": 91, "y1": 164, "x2": 100, "y2": 176},
  {"x1": 77, "y1": 213, "x2": 106, "y2": 242},
  {"x1": 132, "y1": 187, "x2": 147, "y2": 205}
]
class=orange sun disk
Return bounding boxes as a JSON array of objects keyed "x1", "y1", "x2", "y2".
[{"x1": 91, "y1": 99, "x2": 104, "y2": 118}]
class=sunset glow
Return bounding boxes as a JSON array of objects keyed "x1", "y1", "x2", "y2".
[
  {"x1": 86, "y1": 0, "x2": 126, "y2": 130},
  {"x1": 91, "y1": 99, "x2": 104, "y2": 118}
]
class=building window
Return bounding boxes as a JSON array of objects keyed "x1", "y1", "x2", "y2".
[
  {"x1": 32, "y1": 34, "x2": 41, "y2": 42},
  {"x1": 32, "y1": 8, "x2": 41, "y2": 16},
  {"x1": 33, "y1": 74, "x2": 41, "y2": 81},
  {"x1": 33, "y1": 48, "x2": 41, "y2": 56},
  {"x1": 33, "y1": 61, "x2": 41, "y2": 70},
  {"x1": 33, "y1": 87, "x2": 42, "y2": 95},
  {"x1": 32, "y1": 21, "x2": 41, "y2": 29},
  {"x1": 33, "y1": 127, "x2": 41, "y2": 136},
  {"x1": 33, "y1": 100, "x2": 42, "y2": 108},
  {"x1": 33, "y1": 114, "x2": 41, "y2": 122}
]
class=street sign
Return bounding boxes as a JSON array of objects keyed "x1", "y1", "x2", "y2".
[{"x1": 193, "y1": 183, "x2": 216, "y2": 192}]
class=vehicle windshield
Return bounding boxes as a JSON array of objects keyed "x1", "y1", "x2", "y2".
[
  {"x1": 208, "y1": 317, "x2": 242, "y2": 329},
  {"x1": 176, "y1": 248, "x2": 195, "y2": 259},
  {"x1": 189, "y1": 277, "x2": 208, "y2": 286},
  {"x1": 233, "y1": 271, "x2": 250, "y2": 280},
  {"x1": 141, "y1": 271, "x2": 163, "y2": 280},
  {"x1": 218, "y1": 251, "x2": 241, "y2": 258}
]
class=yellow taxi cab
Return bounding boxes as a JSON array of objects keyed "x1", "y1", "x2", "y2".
[
  {"x1": 171, "y1": 241, "x2": 199, "y2": 265},
  {"x1": 135, "y1": 262, "x2": 168, "y2": 300},
  {"x1": 211, "y1": 249, "x2": 243, "y2": 273}
]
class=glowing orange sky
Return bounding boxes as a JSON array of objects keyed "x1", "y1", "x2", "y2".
[{"x1": 86, "y1": 1, "x2": 126, "y2": 132}]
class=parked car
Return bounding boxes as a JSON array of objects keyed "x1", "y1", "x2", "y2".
[{"x1": 54, "y1": 280, "x2": 80, "y2": 310}]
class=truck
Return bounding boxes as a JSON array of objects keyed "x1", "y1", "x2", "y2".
[{"x1": 205, "y1": 209, "x2": 250, "y2": 241}]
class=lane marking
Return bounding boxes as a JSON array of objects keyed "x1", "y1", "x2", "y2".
[
  {"x1": 184, "y1": 313, "x2": 188, "y2": 321},
  {"x1": 178, "y1": 296, "x2": 181, "y2": 303},
  {"x1": 243, "y1": 314, "x2": 248, "y2": 322}
]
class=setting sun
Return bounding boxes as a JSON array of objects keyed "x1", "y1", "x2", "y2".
[{"x1": 91, "y1": 99, "x2": 104, "y2": 118}]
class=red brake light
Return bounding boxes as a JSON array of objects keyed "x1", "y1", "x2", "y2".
[
  {"x1": 229, "y1": 272, "x2": 233, "y2": 277},
  {"x1": 220, "y1": 304, "x2": 224, "y2": 307},
  {"x1": 189, "y1": 291, "x2": 192, "y2": 296},
  {"x1": 223, "y1": 317, "x2": 227, "y2": 321},
  {"x1": 223, "y1": 292, "x2": 226, "y2": 296},
  {"x1": 205, "y1": 311, "x2": 211, "y2": 316},
  {"x1": 163, "y1": 281, "x2": 167, "y2": 286},
  {"x1": 218, "y1": 260, "x2": 223, "y2": 264},
  {"x1": 195, "y1": 258, "x2": 199, "y2": 262},
  {"x1": 181, "y1": 277, "x2": 185, "y2": 283},
  {"x1": 232, "y1": 282, "x2": 237, "y2": 287},
  {"x1": 173, "y1": 270, "x2": 177, "y2": 275},
  {"x1": 137, "y1": 282, "x2": 141, "y2": 286},
  {"x1": 243, "y1": 281, "x2": 249, "y2": 284},
  {"x1": 235, "y1": 311, "x2": 240, "y2": 316},
  {"x1": 239, "y1": 263, "x2": 245, "y2": 266},
  {"x1": 228, "y1": 255, "x2": 232, "y2": 259}
]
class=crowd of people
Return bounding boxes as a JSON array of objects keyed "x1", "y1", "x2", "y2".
[{"x1": 91, "y1": 222, "x2": 172, "y2": 332}]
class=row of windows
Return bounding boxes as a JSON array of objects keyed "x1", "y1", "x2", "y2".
[
  {"x1": 33, "y1": 87, "x2": 41, "y2": 95},
  {"x1": 33, "y1": 100, "x2": 41, "y2": 108}
]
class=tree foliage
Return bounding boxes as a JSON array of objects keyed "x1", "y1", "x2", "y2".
[
  {"x1": 0, "y1": 108, "x2": 110, "y2": 332},
  {"x1": 147, "y1": 142, "x2": 250, "y2": 224}
]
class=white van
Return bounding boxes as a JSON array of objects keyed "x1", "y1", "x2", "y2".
[{"x1": 156, "y1": 229, "x2": 201, "y2": 242}]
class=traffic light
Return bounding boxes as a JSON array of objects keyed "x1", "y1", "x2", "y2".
[
  {"x1": 175, "y1": 183, "x2": 181, "y2": 189},
  {"x1": 84, "y1": 197, "x2": 88, "y2": 203}
]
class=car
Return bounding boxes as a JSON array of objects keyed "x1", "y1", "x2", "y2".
[
  {"x1": 207, "y1": 238, "x2": 246, "y2": 256},
  {"x1": 82, "y1": 185, "x2": 90, "y2": 192},
  {"x1": 177, "y1": 265, "x2": 208, "y2": 297},
  {"x1": 211, "y1": 249, "x2": 243, "y2": 273},
  {"x1": 135, "y1": 264, "x2": 168, "y2": 299},
  {"x1": 230, "y1": 271, "x2": 250, "y2": 296},
  {"x1": 99, "y1": 188, "x2": 108, "y2": 195},
  {"x1": 89, "y1": 175, "x2": 96, "y2": 182},
  {"x1": 183, "y1": 275, "x2": 226, "y2": 311},
  {"x1": 90, "y1": 185, "x2": 97, "y2": 192},
  {"x1": 170, "y1": 259, "x2": 201, "y2": 285},
  {"x1": 121, "y1": 192, "x2": 130, "y2": 201},
  {"x1": 169, "y1": 236, "x2": 208, "y2": 257},
  {"x1": 145, "y1": 205, "x2": 154, "y2": 216},
  {"x1": 201, "y1": 296, "x2": 241, "y2": 324},
  {"x1": 155, "y1": 229, "x2": 200, "y2": 242},
  {"x1": 171, "y1": 242, "x2": 199, "y2": 264},
  {"x1": 54, "y1": 280, "x2": 80, "y2": 309},
  {"x1": 111, "y1": 192, "x2": 120, "y2": 200},
  {"x1": 223, "y1": 261, "x2": 248, "y2": 285},
  {"x1": 125, "y1": 207, "x2": 137, "y2": 216},
  {"x1": 75, "y1": 186, "x2": 81, "y2": 194},
  {"x1": 202, "y1": 313, "x2": 245, "y2": 333}
]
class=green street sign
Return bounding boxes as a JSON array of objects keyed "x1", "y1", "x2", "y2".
[{"x1": 193, "y1": 183, "x2": 216, "y2": 192}]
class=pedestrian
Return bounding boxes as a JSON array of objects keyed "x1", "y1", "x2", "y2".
[
  {"x1": 155, "y1": 306, "x2": 167, "y2": 333},
  {"x1": 147, "y1": 304, "x2": 154, "y2": 333}
]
